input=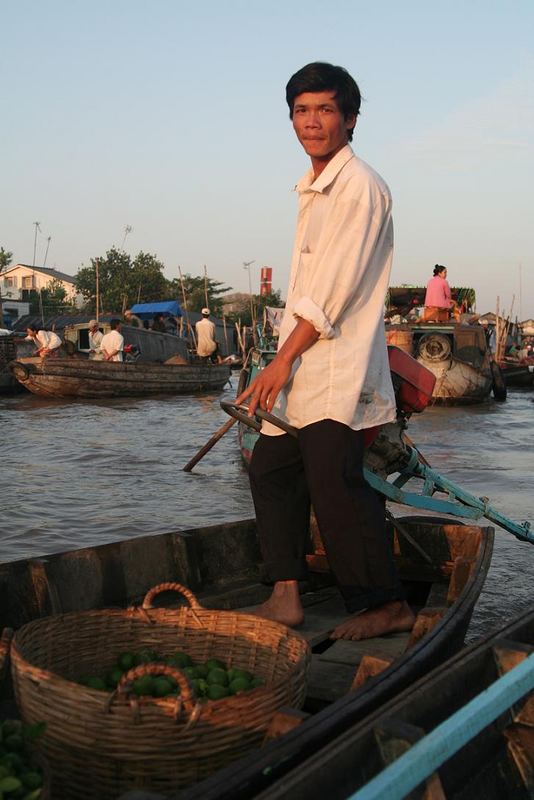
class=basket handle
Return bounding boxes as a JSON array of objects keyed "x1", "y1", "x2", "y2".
[
  {"x1": 142, "y1": 582, "x2": 202, "y2": 610},
  {"x1": 112, "y1": 663, "x2": 199, "y2": 725}
]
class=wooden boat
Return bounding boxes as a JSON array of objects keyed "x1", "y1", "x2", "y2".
[
  {"x1": 8, "y1": 356, "x2": 231, "y2": 398},
  {"x1": 385, "y1": 321, "x2": 504, "y2": 404},
  {"x1": 224, "y1": 604, "x2": 534, "y2": 800},
  {"x1": 499, "y1": 357, "x2": 534, "y2": 388},
  {"x1": 0, "y1": 515, "x2": 493, "y2": 798}
]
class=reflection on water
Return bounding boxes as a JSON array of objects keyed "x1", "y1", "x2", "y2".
[{"x1": 1, "y1": 384, "x2": 533, "y2": 642}]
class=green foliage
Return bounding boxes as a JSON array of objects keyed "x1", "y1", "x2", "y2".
[
  {"x1": 0, "y1": 247, "x2": 12, "y2": 272},
  {"x1": 28, "y1": 279, "x2": 76, "y2": 316},
  {"x1": 225, "y1": 289, "x2": 284, "y2": 326},
  {"x1": 169, "y1": 274, "x2": 232, "y2": 317},
  {"x1": 75, "y1": 248, "x2": 170, "y2": 313}
]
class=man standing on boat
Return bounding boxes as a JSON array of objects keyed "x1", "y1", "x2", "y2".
[
  {"x1": 237, "y1": 62, "x2": 414, "y2": 641},
  {"x1": 88, "y1": 320, "x2": 104, "y2": 360},
  {"x1": 100, "y1": 319, "x2": 124, "y2": 362}
]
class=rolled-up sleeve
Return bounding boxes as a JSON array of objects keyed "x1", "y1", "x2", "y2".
[{"x1": 292, "y1": 295, "x2": 336, "y2": 339}]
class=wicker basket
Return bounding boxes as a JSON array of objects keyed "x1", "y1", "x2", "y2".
[
  {"x1": 10, "y1": 582, "x2": 310, "y2": 799},
  {"x1": 0, "y1": 627, "x2": 13, "y2": 684}
]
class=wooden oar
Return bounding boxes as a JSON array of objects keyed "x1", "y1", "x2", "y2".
[{"x1": 182, "y1": 417, "x2": 237, "y2": 472}]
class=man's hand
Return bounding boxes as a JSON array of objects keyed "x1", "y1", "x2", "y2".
[
  {"x1": 235, "y1": 317, "x2": 320, "y2": 417},
  {"x1": 236, "y1": 355, "x2": 292, "y2": 417}
]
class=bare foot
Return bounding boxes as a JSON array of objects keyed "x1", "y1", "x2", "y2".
[
  {"x1": 252, "y1": 580, "x2": 304, "y2": 628},
  {"x1": 330, "y1": 600, "x2": 415, "y2": 641}
]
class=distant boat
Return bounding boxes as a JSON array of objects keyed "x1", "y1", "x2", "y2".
[
  {"x1": 385, "y1": 321, "x2": 506, "y2": 404},
  {"x1": 8, "y1": 357, "x2": 231, "y2": 398}
]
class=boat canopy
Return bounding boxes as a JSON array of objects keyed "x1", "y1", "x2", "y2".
[{"x1": 130, "y1": 301, "x2": 182, "y2": 319}]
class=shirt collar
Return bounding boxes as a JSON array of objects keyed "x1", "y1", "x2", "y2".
[{"x1": 295, "y1": 144, "x2": 355, "y2": 194}]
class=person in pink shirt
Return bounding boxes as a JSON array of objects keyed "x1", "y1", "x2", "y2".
[{"x1": 423, "y1": 264, "x2": 452, "y2": 321}]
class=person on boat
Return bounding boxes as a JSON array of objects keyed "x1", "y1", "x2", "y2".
[
  {"x1": 195, "y1": 308, "x2": 222, "y2": 363},
  {"x1": 25, "y1": 325, "x2": 63, "y2": 358},
  {"x1": 422, "y1": 265, "x2": 453, "y2": 322},
  {"x1": 151, "y1": 313, "x2": 167, "y2": 333},
  {"x1": 100, "y1": 319, "x2": 124, "y2": 362},
  {"x1": 88, "y1": 320, "x2": 104, "y2": 360},
  {"x1": 123, "y1": 309, "x2": 143, "y2": 329},
  {"x1": 236, "y1": 61, "x2": 414, "y2": 642}
]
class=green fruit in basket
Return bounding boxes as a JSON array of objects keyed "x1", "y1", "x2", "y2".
[
  {"x1": 22, "y1": 790, "x2": 43, "y2": 800},
  {"x1": 20, "y1": 773, "x2": 42, "y2": 791},
  {"x1": 0, "y1": 723, "x2": 20, "y2": 737},
  {"x1": 190, "y1": 678, "x2": 208, "y2": 697},
  {"x1": 205, "y1": 658, "x2": 226, "y2": 671},
  {"x1": 231, "y1": 668, "x2": 253, "y2": 683},
  {"x1": 183, "y1": 665, "x2": 198, "y2": 679},
  {"x1": 152, "y1": 677, "x2": 174, "y2": 698},
  {"x1": 1, "y1": 753, "x2": 23, "y2": 772},
  {"x1": 0, "y1": 775, "x2": 22, "y2": 793},
  {"x1": 3, "y1": 735, "x2": 23, "y2": 752},
  {"x1": 133, "y1": 675, "x2": 155, "y2": 696},
  {"x1": 134, "y1": 649, "x2": 160, "y2": 666},
  {"x1": 229, "y1": 678, "x2": 251, "y2": 695},
  {"x1": 207, "y1": 668, "x2": 228, "y2": 686},
  {"x1": 194, "y1": 663, "x2": 209, "y2": 678},
  {"x1": 250, "y1": 677, "x2": 265, "y2": 688},
  {"x1": 167, "y1": 651, "x2": 193, "y2": 668},
  {"x1": 206, "y1": 684, "x2": 230, "y2": 701},
  {"x1": 117, "y1": 652, "x2": 136, "y2": 671},
  {"x1": 105, "y1": 667, "x2": 124, "y2": 688},
  {"x1": 85, "y1": 676, "x2": 108, "y2": 692}
]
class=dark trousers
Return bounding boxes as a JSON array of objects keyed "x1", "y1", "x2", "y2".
[{"x1": 249, "y1": 420, "x2": 404, "y2": 614}]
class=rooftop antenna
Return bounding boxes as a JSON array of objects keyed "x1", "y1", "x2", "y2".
[
  {"x1": 120, "y1": 224, "x2": 133, "y2": 251},
  {"x1": 43, "y1": 236, "x2": 51, "y2": 267},
  {"x1": 32, "y1": 221, "x2": 41, "y2": 267},
  {"x1": 243, "y1": 260, "x2": 256, "y2": 343}
]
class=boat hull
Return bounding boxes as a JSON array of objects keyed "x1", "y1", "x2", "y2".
[
  {"x1": 8, "y1": 357, "x2": 231, "y2": 398},
  {"x1": 386, "y1": 323, "x2": 494, "y2": 404},
  {"x1": 0, "y1": 517, "x2": 492, "y2": 798}
]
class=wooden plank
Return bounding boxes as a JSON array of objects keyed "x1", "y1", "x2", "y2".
[
  {"x1": 320, "y1": 633, "x2": 411, "y2": 667},
  {"x1": 351, "y1": 655, "x2": 392, "y2": 691},
  {"x1": 374, "y1": 719, "x2": 446, "y2": 800},
  {"x1": 447, "y1": 556, "x2": 475, "y2": 604},
  {"x1": 505, "y1": 724, "x2": 534, "y2": 791},
  {"x1": 263, "y1": 706, "x2": 310, "y2": 743},
  {"x1": 306, "y1": 656, "x2": 356, "y2": 703},
  {"x1": 493, "y1": 639, "x2": 534, "y2": 725},
  {"x1": 406, "y1": 608, "x2": 447, "y2": 649}
]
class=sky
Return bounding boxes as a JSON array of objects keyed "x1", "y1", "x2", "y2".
[{"x1": 2, "y1": 0, "x2": 533, "y2": 317}]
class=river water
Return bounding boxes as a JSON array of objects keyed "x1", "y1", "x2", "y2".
[{"x1": 1, "y1": 380, "x2": 533, "y2": 642}]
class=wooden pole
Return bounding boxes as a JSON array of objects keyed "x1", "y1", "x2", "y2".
[
  {"x1": 178, "y1": 265, "x2": 197, "y2": 350},
  {"x1": 183, "y1": 417, "x2": 237, "y2": 472},
  {"x1": 203, "y1": 264, "x2": 209, "y2": 309},
  {"x1": 222, "y1": 314, "x2": 229, "y2": 355},
  {"x1": 95, "y1": 259, "x2": 100, "y2": 323}
]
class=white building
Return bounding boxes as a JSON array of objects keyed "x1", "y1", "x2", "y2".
[{"x1": 1, "y1": 264, "x2": 83, "y2": 308}]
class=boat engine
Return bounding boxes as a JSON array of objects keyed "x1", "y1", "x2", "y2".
[{"x1": 364, "y1": 347, "x2": 436, "y2": 479}]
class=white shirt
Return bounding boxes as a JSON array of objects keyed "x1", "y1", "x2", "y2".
[
  {"x1": 89, "y1": 329, "x2": 103, "y2": 351},
  {"x1": 195, "y1": 318, "x2": 217, "y2": 357},
  {"x1": 34, "y1": 330, "x2": 62, "y2": 351},
  {"x1": 262, "y1": 145, "x2": 396, "y2": 436},
  {"x1": 100, "y1": 329, "x2": 124, "y2": 361}
]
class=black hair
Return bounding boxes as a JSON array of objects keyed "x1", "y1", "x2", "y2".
[
  {"x1": 109, "y1": 318, "x2": 122, "y2": 330},
  {"x1": 433, "y1": 264, "x2": 447, "y2": 277},
  {"x1": 26, "y1": 324, "x2": 42, "y2": 333},
  {"x1": 286, "y1": 62, "x2": 361, "y2": 142}
]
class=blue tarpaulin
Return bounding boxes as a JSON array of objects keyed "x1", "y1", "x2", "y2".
[{"x1": 130, "y1": 301, "x2": 182, "y2": 319}]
